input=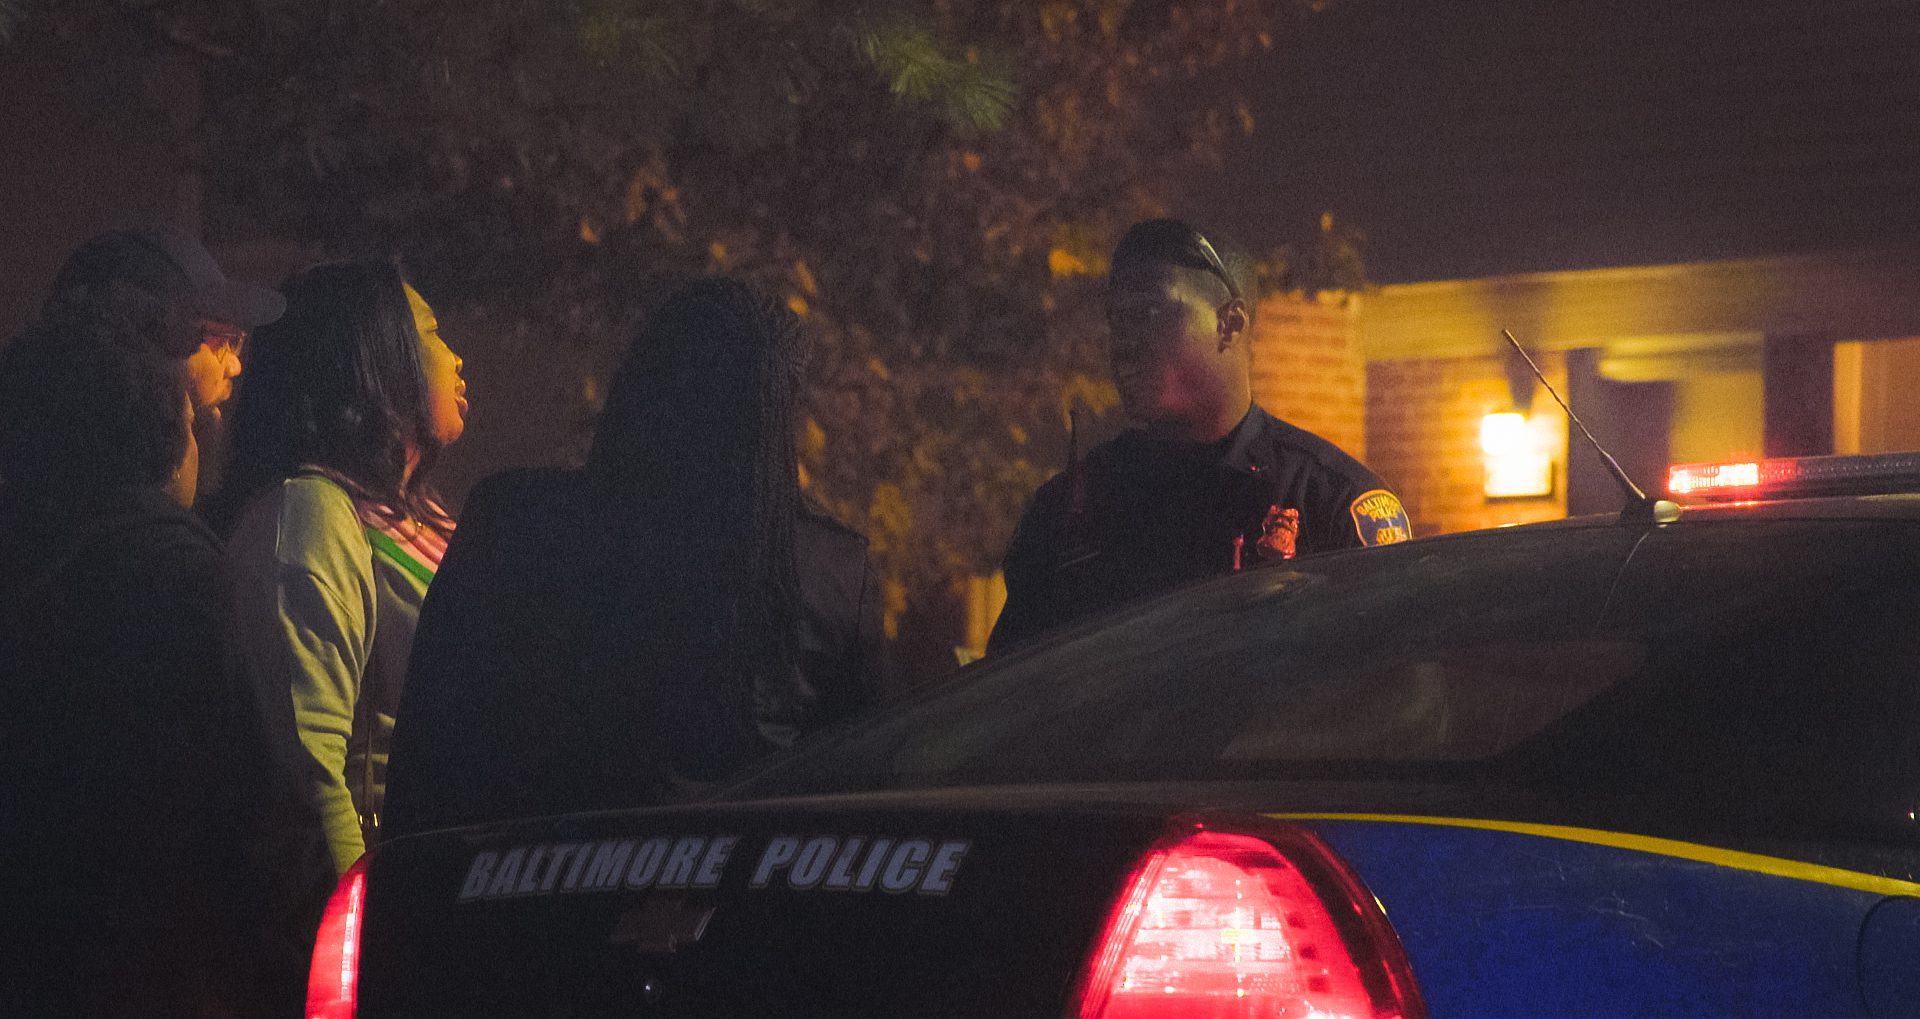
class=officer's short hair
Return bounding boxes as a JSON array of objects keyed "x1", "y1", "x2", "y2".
[{"x1": 1112, "y1": 218, "x2": 1257, "y2": 320}]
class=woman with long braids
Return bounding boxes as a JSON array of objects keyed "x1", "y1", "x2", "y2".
[
  {"x1": 382, "y1": 277, "x2": 882, "y2": 835},
  {"x1": 219, "y1": 260, "x2": 468, "y2": 874}
]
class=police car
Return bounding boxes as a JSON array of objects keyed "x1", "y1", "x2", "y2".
[{"x1": 309, "y1": 453, "x2": 1920, "y2": 1018}]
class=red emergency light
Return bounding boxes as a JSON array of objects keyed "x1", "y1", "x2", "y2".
[{"x1": 1668, "y1": 452, "x2": 1920, "y2": 500}]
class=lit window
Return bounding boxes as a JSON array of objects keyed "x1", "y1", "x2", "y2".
[{"x1": 1482, "y1": 411, "x2": 1554, "y2": 498}]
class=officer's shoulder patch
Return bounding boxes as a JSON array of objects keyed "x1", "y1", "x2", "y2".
[{"x1": 1349, "y1": 489, "x2": 1412, "y2": 547}]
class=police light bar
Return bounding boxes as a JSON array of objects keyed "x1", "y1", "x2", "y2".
[{"x1": 1668, "y1": 452, "x2": 1920, "y2": 500}]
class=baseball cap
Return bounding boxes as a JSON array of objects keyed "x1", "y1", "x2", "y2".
[{"x1": 46, "y1": 227, "x2": 287, "y2": 344}]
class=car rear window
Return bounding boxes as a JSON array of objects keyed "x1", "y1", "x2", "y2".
[{"x1": 739, "y1": 520, "x2": 1920, "y2": 827}]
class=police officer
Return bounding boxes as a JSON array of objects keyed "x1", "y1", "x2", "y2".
[{"x1": 988, "y1": 219, "x2": 1410, "y2": 652}]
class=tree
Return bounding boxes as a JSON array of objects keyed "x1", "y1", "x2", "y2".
[{"x1": 17, "y1": 0, "x2": 1315, "y2": 659}]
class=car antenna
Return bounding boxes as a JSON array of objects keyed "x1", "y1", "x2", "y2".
[{"x1": 1501, "y1": 329, "x2": 1680, "y2": 525}]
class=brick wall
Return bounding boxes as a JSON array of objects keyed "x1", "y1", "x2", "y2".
[
  {"x1": 1250, "y1": 293, "x2": 1367, "y2": 459},
  {"x1": 1367, "y1": 354, "x2": 1569, "y2": 537}
]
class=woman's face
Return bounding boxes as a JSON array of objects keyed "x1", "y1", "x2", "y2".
[{"x1": 407, "y1": 283, "x2": 467, "y2": 448}]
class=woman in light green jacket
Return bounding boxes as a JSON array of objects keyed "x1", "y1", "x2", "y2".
[{"x1": 217, "y1": 260, "x2": 468, "y2": 874}]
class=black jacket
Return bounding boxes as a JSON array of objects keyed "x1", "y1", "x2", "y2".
[
  {"x1": 0, "y1": 484, "x2": 329, "y2": 1018},
  {"x1": 989, "y1": 404, "x2": 1409, "y2": 652},
  {"x1": 382, "y1": 468, "x2": 886, "y2": 836}
]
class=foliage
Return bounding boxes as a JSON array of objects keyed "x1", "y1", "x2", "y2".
[
  {"x1": 23, "y1": 0, "x2": 1316, "y2": 642},
  {"x1": 1266, "y1": 210, "x2": 1368, "y2": 297}
]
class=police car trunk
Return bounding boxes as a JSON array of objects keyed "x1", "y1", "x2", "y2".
[
  {"x1": 315, "y1": 452, "x2": 1920, "y2": 1019},
  {"x1": 321, "y1": 795, "x2": 1420, "y2": 1019}
]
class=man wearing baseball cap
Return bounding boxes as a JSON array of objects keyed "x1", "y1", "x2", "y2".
[
  {"x1": 41, "y1": 226, "x2": 286, "y2": 418},
  {"x1": 1, "y1": 231, "x2": 324, "y2": 1016}
]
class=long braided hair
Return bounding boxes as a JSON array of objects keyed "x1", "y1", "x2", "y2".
[{"x1": 587, "y1": 277, "x2": 805, "y2": 772}]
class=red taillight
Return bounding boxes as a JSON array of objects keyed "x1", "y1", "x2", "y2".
[
  {"x1": 1072, "y1": 824, "x2": 1423, "y2": 1019},
  {"x1": 307, "y1": 857, "x2": 369, "y2": 1019}
]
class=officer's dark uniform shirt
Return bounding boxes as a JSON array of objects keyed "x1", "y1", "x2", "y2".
[{"x1": 988, "y1": 403, "x2": 1410, "y2": 652}]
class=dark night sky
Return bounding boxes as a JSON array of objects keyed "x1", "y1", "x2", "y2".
[{"x1": 1196, "y1": 0, "x2": 1920, "y2": 282}]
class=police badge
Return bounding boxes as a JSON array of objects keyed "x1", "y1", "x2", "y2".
[{"x1": 1254, "y1": 504, "x2": 1300, "y2": 563}]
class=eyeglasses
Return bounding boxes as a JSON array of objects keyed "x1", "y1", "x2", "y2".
[
  {"x1": 1188, "y1": 229, "x2": 1243, "y2": 305},
  {"x1": 199, "y1": 321, "x2": 248, "y2": 356}
]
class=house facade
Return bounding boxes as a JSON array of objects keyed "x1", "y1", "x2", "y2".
[{"x1": 1252, "y1": 248, "x2": 1920, "y2": 538}]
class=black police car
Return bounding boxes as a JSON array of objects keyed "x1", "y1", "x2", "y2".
[{"x1": 308, "y1": 453, "x2": 1920, "y2": 1018}]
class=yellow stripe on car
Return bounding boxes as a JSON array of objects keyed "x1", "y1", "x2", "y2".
[{"x1": 1272, "y1": 813, "x2": 1920, "y2": 898}]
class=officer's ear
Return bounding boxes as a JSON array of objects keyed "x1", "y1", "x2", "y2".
[{"x1": 1216, "y1": 298, "x2": 1251, "y2": 351}]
